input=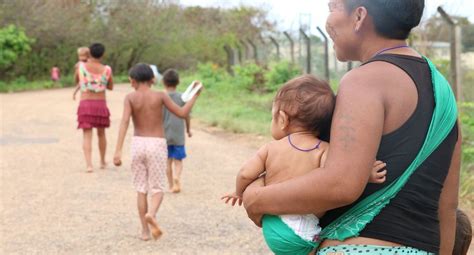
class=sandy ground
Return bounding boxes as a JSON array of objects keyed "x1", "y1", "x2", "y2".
[
  {"x1": 1, "y1": 85, "x2": 271, "y2": 254},
  {"x1": 1, "y1": 85, "x2": 472, "y2": 254}
]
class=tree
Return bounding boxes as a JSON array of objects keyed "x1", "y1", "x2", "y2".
[
  {"x1": 0, "y1": 25, "x2": 34, "y2": 68},
  {"x1": 418, "y1": 15, "x2": 474, "y2": 52}
]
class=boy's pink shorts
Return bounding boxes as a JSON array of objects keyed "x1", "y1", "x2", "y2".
[{"x1": 131, "y1": 136, "x2": 167, "y2": 194}]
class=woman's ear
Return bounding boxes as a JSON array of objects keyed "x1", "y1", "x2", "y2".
[
  {"x1": 354, "y1": 6, "x2": 368, "y2": 33},
  {"x1": 278, "y1": 110, "x2": 290, "y2": 130}
]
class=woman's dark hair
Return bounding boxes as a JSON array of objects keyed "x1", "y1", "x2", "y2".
[
  {"x1": 274, "y1": 75, "x2": 335, "y2": 140},
  {"x1": 129, "y1": 63, "x2": 154, "y2": 82},
  {"x1": 344, "y1": 0, "x2": 425, "y2": 40},
  {"x1": 454, "y1": 209, "x2": 472, "y2": 255},
  {"x1": 162, "y1": 69, "x2": 180, "y2": 87},
  {"x1": 89, "y1": 43, "x2": 106, "y2": 58}
]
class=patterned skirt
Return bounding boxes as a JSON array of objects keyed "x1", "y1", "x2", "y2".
[{"x1": 77, "y1": 99, "x2": 110, "y2": 129}]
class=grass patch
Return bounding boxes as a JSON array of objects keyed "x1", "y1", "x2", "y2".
[
  {"x1": 0, "y1": 73, "x2": 131, "y2": 93},
  {"x1": 460, "y1": 102, "x2": 474, "y2": 208},
  {"x1": 0, "y1": 78, "x2": 68, "y2": 93},
  {"x1": 181, "y1": 75, "x2": 274, "y2": 135},
  {"x1": 179, "y1": 62, "x2": 294, "y2": 136}
]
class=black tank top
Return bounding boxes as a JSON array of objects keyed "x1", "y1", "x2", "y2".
[{"x1": 320, "y1": 54, "x2": 458, "y2": 253}]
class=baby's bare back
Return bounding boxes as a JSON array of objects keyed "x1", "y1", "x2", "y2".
[
  {"x1": 128, "y1": 90, "x2": 166, "y2": 137},
  {"x1": 264, "y1": 137, "x2": 328, "y2": 186}
]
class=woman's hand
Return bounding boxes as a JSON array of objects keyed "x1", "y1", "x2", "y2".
[{"x1": 243, "y1": 177, "x2": 265, "y2": 227}]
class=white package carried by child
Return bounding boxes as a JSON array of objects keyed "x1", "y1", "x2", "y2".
[
  {"x1": 181, "y1": 81, "x2": 203, "y2": 102},
  {"x1": 149, "y1": 64, "x2": 162, "y2": 81}
]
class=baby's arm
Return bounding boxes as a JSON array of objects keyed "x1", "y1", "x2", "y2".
[
  {"x1": 113, "y1": 95, "x2": 132, "y2": 166},
  {"x1": 222, "y1": 145, "x2": 269, "y2": 206},
  {"x1": 369, "y1": 160, "x2": 387, "y2": 184},
  {"x1": 162, "y1": 82, "x2": 202, "y2": 118},
  {"x1": 236, "y1": 144, "x2": 269, "y2": 197}
]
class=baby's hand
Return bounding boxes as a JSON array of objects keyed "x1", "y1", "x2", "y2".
[
  {"x1": 221, "y1": 192, "x2": 242, "y2": 206},
  {"x1": 370, "y1": 160, "x2": 387, "y2": 184},
  {"x1": 113, "y1": 153, "x2": 122, "y2": 167}
]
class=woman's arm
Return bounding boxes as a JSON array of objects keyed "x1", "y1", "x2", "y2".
[
  {"x1": 243, "y1": 69, "x2": 385, "y2": 226},
  {"x1": 439, "y1": 123, "x2": 462, "y2": 254},
  {"x1": 107, "y1": 67, "x2": 114, "y2": 91},
  {"x1": 73, "y1": 85, "x2": 80, "y2": 100}
]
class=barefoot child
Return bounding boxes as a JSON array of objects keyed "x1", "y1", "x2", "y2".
[
  {"x1": 222, "y1": 75, "x2": 387, "y2": 255},
  {"x1": 113, "y1": 63, "x2": 202, "y2": 241},
  {"x1": 162, "y1": 69, "x2": 192, "y2": 193},
  {"x1": 73, "y1": 47, "x2": 90, "y2": 100}
]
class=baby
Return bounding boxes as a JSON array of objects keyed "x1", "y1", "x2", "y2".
[{"x1": 223, "y1": 75, "x2": 386, "y2": 255}]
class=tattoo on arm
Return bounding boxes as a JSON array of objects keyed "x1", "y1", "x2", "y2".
[{"x1": 337, "y1": 113, "x2": 356, "y2": 151}]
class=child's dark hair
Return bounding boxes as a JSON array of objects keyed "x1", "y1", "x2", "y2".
[
  {"x1": 162, "y1": 69, "x2": 180, "y2": 87},
  {"x1": 344, "y1": 0, "x2": 424, "y2": 40},
  {"x1": 454, "y1": 209, "x2": 472, "y2": 255},
  {"x1": 129, "y1": 63, "x2": 154, "y2": 83},
  {"x1": 274, "y1": 75, "x2": 335, "y2": 140},
  {"x1": 89, "y1": 43, "x2": 105, "y2": 58}
]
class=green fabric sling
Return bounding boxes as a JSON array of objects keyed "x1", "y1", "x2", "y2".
[
  {"x1": 262, "y1": 215, "x2": 317, "y2": 255},
  {"x1": 317, "y1": 56, "x2": 458, "y2": 246}
]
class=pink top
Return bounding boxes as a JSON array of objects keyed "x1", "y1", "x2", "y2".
[
  {"x1": 78, "y1": 62, "x2": 112, "y2": 93},
  {"x1": 51, "y1": 67, "x2": 60, "y2": 80}
]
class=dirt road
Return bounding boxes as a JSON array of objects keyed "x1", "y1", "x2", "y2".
[
  {"x1": 1, "y1": 85, "x2": 271, "y2": 254},
  {"x1": 2, "y1": 85, "x2": 472, "y2": 254}
]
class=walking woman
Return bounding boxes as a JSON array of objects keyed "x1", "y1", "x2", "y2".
[{"x1": 76, "y1": 43, "x2": 114, "y2": 172}]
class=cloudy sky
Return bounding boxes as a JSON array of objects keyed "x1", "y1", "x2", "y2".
[{"x1": 180, "y1": 0, "x2": 474, "y2": 34}]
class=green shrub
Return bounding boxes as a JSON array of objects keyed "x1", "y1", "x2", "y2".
[
  {"x1": 196, "y1": 62, "x2": 229, "y2": 86},
  {"x1": 264, "y1": 61, "x2": 301, "y2": 92},
  {"x1": 233, "y1": 62, "x2": 265, "y2": 92},
  {"x1": 0, "y1": 25, "x2": 34, "y2": 68},
  {"x1": 114, "y1": 74, "x2": 131, "y2": 84},
  {"x1": 460, "y1": 102, "x2": 474, "y2": 166},
  {"x1": 459, "y1": 102, "x2": 474, "y2": 207},
  {"x1": 463, "y1": 69, "x2": 474, "y2": 101}
]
